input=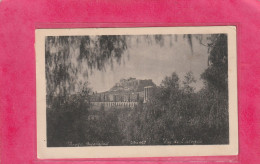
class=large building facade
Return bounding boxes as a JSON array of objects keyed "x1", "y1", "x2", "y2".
[{"x1": 90, "y1": 77, "x2": 156, "y2": 110}]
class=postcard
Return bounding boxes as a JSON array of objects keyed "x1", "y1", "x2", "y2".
[{"x1": 36, "y1": 26, "x2": 238, "y2": 158}]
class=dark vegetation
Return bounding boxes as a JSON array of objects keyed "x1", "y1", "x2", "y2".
[{"x1": 46, "y1": 34, "x2": 228, "y2": 146}]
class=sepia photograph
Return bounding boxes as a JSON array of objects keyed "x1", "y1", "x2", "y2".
[{"x1": 36, "y1": 27, "x2": 238, "y2": 158}]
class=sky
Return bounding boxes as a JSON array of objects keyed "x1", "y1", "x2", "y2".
[{"x1": 86, "y1": 35, "x2": 210, "y2": 93}]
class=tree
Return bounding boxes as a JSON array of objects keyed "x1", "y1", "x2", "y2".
[
  {"x1": 182, "y1": 71, "x2": 196, "y2": 94},
  {"x1": 199, "y1": 34, "x2": 229, "y2": 144},
  {"x1": 201, "y1": 34, "x2": 228, "y2": 91},
  {"x1": 45, "y1": 36, "x2": 128, "y2": 101}
]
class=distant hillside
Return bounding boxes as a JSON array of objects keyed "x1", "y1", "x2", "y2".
[{"x1": 109, "y1": 77, "x2": 156, "y2": 93}]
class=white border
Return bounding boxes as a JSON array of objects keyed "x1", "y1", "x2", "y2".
[{"x1": 35, "y1": 26, "x2": 238, "y2": 159}]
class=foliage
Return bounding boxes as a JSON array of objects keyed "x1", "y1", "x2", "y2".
[
  {"x1": 202, "y1": 34, "x2": 228, "y2": 91},
  {"x1": 45, "y1": 36, "x2": 128, "y2": 98},
  {"x1": 46, "y1": 84, "x2": 91, "y2": 146}
]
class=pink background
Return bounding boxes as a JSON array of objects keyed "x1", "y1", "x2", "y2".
[{"x1": 0, "y1": 0, "x2": 260, "y2": 163}]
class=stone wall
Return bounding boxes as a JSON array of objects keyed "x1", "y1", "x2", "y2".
[
  {"x1": 90, "y1": 91, "x2": 144, "y2": 102},
  {"x1": 90, "y1": 101, "x2": 138, "y2": 110}
]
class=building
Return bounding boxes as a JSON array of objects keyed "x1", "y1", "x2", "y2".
[
  {"x1": 144, "y1": 86, "x2": 155, "y2": 103},
  {"x1": 90, "y1": 77, "x2": 156, "y2": 110}
]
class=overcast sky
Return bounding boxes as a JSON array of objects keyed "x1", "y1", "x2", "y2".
[{"x1": 86, "y1": 35, "x2": 210, "y2": 93}]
